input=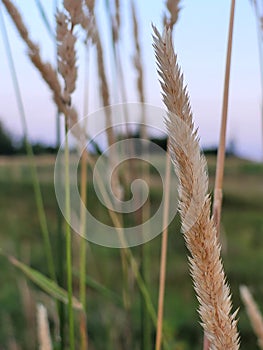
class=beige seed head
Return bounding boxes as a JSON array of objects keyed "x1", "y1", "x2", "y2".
[{"x1": 153, "y1": 25, "x2": 239, "y2": 350}]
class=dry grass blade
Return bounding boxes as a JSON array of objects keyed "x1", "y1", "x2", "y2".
[
  {"x1": 153, "y1": 26, "x2": 239, "y2": 349},
  {"x1": 240, "y1": 286, "x2": 263, "y2": 349},
  {"x1": 37, "y1": 304, "x2": 53, "y2": 350}
]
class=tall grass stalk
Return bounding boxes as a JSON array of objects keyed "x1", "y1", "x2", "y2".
[
  {"x1": 155, "y1": 4, "x2": 181, "y2": 347},
  {"x1": 95, "y1": 6, "x2": 135, "y2": 346},
  {"x1": 79, "y1": 149, "x2": 88, "y2": 350},
  {"x1": 153, "y1": 25, "x2": 239, "y2": 349},
  {"x1": 49, "y1": 0, "x2": 66, "y2": 347},
  {"x1": 131, "y1": 2, "x2": 152, "y2": 347},
  {"x1": 212, "y1": 0, "x2": 235, "y2": 236},
  {"x1": 85, "y1": 154, "x2": 158, "y2": 324},
  {"x1": 78, "y1": 44, "x2": 91, "y2": 350},
  {"x1": 155, "y1": 151, "x2": 171, "y2": 350},
  {"x1": 0, "y1": 4, "x2": 56, "y2": 283},
  {"x1": 64, "y1": 123, "x2": 75, "y2": 350},
  {"x1": 204, "y1": 1, "x2": 235, "y2": 348}
]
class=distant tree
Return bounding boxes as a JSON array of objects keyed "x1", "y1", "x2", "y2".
[
  {"x1": 0, "y1": 121, "x2": 15, "y2": 155},
  {"x1": 16, "y1": 137, "x2": 57, "y2": 155}
]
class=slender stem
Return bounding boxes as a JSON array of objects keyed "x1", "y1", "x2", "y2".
[
  {"x1": 205, "y1": 0, "x2": 236, "y2": 349},
  {"x1": 0, "y1": 4, "x2": 56, "y2": 282},
  {"x1": 79, "y1": 149, "x2": 88, "y2": 350},
  {"x1": 155, "y1": 148, "x2": 171, "y2": 350},
  {"x1": 52, "y1": 0, "x2": 66, "y2": 347},
  {"x1": 140, "y1": 143, "x2": 152, "y2": 350},
  {"x1": 86, "y1": 154, "x2": 158, "y2": 324},
  {"x1": 212, "y1": 0, "x2": 235, "y2": 236},
  {"x1": 34, "y1": 0, "x2": 54, "y2": 39},
  {"x1": 78, "y1": 45, "x2": 91, "y2": 350},
  {"x1": 64, "y1": 123, "x2": 75, "y2": 350}
]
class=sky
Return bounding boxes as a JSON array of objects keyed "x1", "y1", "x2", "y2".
[{"x1": 0, "y1": 0, "x2": 262, "y2": 161}]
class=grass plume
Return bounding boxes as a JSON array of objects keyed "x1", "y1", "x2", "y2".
[{"x1": 153, "y1": 26, "x2": 239, "y2": 349}]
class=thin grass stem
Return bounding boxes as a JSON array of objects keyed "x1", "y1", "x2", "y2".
[
  {"x1": 34, "y1": 0, "x2": 54, "y2": 39},
  {"x1": 79, "y1": 148, "x2": 88, "y2": 350},
  {"x1": 155, "y1": 149, "x2": 171, "y2": 350},
  {"x1": 0, "y1": 4, "x2": 56, "y2": 282},
  {"x1": 64, "y1": 123, "x2": 75, "y2": 350},
  {"x1": 205, "y1": 1, "x2": 236, "y2": 348},
  {"x1": 212, "y1": 0, "x2": 236, "y2": 236}
]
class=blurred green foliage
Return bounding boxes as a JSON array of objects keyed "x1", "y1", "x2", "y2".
[{"x1": 0, "y1": 155, "x2": 262, "y2": 349}]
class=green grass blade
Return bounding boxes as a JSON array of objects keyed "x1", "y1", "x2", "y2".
[
  {"x1": 34, "y1": 0, "x2": 55, "y2": 39},
  {"x1": 73, "y1": 271, "x2": 122, "y2": 307},
  {"x1": 4, "y1": 253, "x2": 82, "y2": 310},
  {"x1": 0, "y1": 6, "x2": 56, "y2": 282}
]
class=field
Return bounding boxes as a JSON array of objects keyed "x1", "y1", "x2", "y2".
[{"x1": 0, "y1": 154, "x2": 263, "y2": 349}]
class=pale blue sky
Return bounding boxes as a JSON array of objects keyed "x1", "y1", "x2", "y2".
[{"x1": 0, "y1": 0, "x2": 262, "y2": 160}]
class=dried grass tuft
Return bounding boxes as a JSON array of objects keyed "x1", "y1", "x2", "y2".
[{"x1": 153, "y1": 26, "x2": 239, "y2": 349}]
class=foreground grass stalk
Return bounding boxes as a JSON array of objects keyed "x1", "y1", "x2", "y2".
[
  {"x1": 206, "y1": 1, "x2": 235, "y2": 348},
  {"x1": 0, "y1": 5, "x2": 56, "y2": 282},
  {"x1": 64, "y1": 124, "x2": 75, "y2": 350},
  {"x1": 153, "y1": 25, "x2": 239, "y2": 349},
  {"x1": 155, "y1": 151, "x2": 171, "y2": 350}
]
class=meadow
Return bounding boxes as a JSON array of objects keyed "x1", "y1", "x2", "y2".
[
  {"x1": 1, "y1": 0, "x2": 263, "y2": 349},
  {"x1": 0, "y1": 154, "x2": 263, "y2": 349}
]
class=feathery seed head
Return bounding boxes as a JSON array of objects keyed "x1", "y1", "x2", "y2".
[{"x1": 153, "y1": 25, "x2": 239, "y2": 349}]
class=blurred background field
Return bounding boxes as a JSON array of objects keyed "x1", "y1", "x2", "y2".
[
  {"x1": 0, "y1": 153, "x2": 262, "y2": 349},
  {"x1": 1, "y1": 0, "x2": 263, "y2": 348}
]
